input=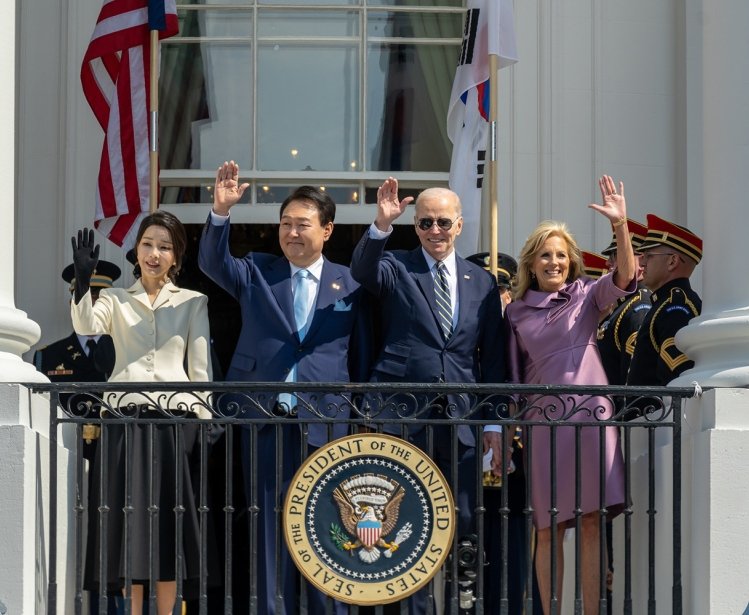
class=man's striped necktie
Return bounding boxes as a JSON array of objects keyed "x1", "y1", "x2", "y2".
[{"x1": 434, "y1": 261, "x2": 453, "y2": 341}]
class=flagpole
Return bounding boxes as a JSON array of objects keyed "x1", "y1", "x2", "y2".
[
  {"x1": 488, "y1": 53, "x2": 499, "y2": 277},
  {"x1": 149, "y1": 29, "x2": 159, "y2": 213}
]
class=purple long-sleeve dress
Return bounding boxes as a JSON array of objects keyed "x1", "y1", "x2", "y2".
[{"x1": 505, "y1": 273, "x2": 633, "y2": 529}]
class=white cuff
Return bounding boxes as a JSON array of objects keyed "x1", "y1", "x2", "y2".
[
  {"x1": 368, "y1": 222, "x2": 393, "y2": 239},
  {"x1": 483, "y1": 425, "x2": 502, "y2": 434},
  {"x1": 209, "y1": 209, "x2": 230, "y2": 225}
]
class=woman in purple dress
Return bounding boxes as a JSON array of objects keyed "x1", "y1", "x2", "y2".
[{"x1": 504, "y1": 176, "x2": 635, "y2": 615}]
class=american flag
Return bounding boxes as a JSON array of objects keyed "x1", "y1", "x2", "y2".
[{"x1": 80, "y1": 0, "x2": 178, "y2": 249}]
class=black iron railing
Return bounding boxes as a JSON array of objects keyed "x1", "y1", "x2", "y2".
[{"x1": 28, "y1": 381, "x2": 697, "y2": 615}]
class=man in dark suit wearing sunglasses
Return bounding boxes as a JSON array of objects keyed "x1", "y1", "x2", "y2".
[{"x1": 350, "y1": 177, "x2": 506, "y2": 614}]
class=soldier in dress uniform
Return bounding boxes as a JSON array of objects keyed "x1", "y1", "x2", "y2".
[
  {"x1": 465, "y1": 252, "x2": 518, "y2": 311},
  {"x1": 34, "y1": 260, "x2": 121, "y2": 410},
  {"x1": 595, "y1": 219, "x2": 652, "y2": 386},
  {"x1": 581, "y1": 250, "x2": 608, "y2": 280},
  {"x1": 626, "y1": 214, "x2": 702, "y2": 387},
  {"x1": 466, "y1": 252, "x2": 527, "y2": 615}
]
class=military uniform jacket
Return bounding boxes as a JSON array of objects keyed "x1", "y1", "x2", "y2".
[
  {"x1": 34, "y1": 333, "x2": 115, "y2": 411},
  {"x1": 597, "y1": 286, "x2": 652, "y2": 384},
  {"x1": 626, "y1": 278, "x2": 701, "y2": 386},
  {"x1": 34, "y1": 332, "x2": 114, "y2": 383}
]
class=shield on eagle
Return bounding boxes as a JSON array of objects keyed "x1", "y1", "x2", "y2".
[{"x1": 356, "y1": 509, "x2": 382, "y2": 549}]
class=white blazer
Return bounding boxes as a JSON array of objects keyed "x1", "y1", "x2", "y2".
[{"x1": 71, "y1": 279, "x2": 213, "y2": 416}]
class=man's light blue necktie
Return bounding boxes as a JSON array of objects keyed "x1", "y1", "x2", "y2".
[
  {"x1": 279, "y1": 269, "x2": 312, "y2": 411},
  {"x1": 294, "y1": 269, "x2": 312, "y2": 340}
]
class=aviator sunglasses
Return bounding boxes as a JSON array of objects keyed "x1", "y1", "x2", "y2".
[{"x1": 416, "y1": 216, "x2": 461, "y2": 231}]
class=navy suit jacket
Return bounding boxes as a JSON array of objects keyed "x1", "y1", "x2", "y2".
[
  {"x1": 350, "y1": 231, "x2": 505, "y2": 444},
  {"x1": 199, "y1": 216, "x2": 370, "y2": 447}
]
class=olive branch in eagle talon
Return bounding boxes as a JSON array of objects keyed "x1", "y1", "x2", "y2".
[{"x1": 330, "y1": 523, "x2": 349, "y2": 550}]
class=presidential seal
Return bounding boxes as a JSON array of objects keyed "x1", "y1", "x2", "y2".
[{"x1": 283, "y1": 433, "x2": 455, "y2": 605}]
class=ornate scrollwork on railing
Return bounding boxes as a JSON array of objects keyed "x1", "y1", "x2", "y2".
[
  {"x1": 39, "y1": 382, "x2": 691, "y2": 429},
  {"x1": 613, "y1": 394, "x2": 669, "y2": 422},
  {"x1": 514, "y1": 393, "x2": 616, "y2": 423}
]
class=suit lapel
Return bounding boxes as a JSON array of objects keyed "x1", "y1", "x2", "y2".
[
  {"x1": 410, "y1": 249, "x2": 444, "y2": 335},
  {"x1": 67, "y1": 332, "x2": 85, "y2": 355},
  {"x1": 127, "y1": 280, "x2": 180, "y2": 310},
  {"x1": 151, "y1": 282, "x2": 179, "y2": 310},
  {"x1": 127, "y1": 280, "x2": 153, "y2": 310},
  {"x1": 66, "y1": 333, "x2": 93, "y2": 368},
  {"x1": 450, "y1": 257, "x2": 473, "y2": 342},
  {"x1": 303, "y1": 258, "x2": 341, "y2": 342},
  {"x1": 267, "y1": 257, "x2": 296, "y2": 333}
]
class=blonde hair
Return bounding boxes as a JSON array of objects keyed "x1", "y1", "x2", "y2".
[{"x1": 513, "y1": 220, "x2": 584, "y2": 298}]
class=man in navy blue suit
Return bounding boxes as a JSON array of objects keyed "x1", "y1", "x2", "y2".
[
  {"x1": 350, "y1": 177, "x2": 506, "y2": 613},
  {"x1": 199, "y1": 161, "x2": 369, "y2": 614}
]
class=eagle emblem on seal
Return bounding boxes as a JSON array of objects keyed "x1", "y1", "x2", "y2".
[{"x1": 330, "y1": 474, "x2": 413, "y2": 564}]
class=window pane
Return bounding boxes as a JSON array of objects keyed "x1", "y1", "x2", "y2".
[
  {"x1": 259, "y1": 0, "x2": 358, "y2": 5},
  {"x1": 367, "y1": 43, "x2": 455, "y2": 172},
  {"x1": 257, "y1": 44, "x2": 359, "y2": 172},
  {"x1": 175, "y1": 9, "x2": 253, "y2": 38},
  {"x1": 367, "y1": 0, "x2": 462, "y2": 6},
  {"x1": 183, "y1": 0, "x2": 252, "y2": 5},
  {"x1": 258, "y1": 11, "x2": 359, "y2": 38},
  {"x1": 160, "y1": 42, "x2": 253, "y2": 173},
  {"x1": 257, "y1": 184, "x2": 359, "y2": 205},
  {"x1": 368, "y1": 10, "x2": 462, "y2": 39},
  {"x1": 159, "y1": 184, "x2": 214, "y2": 205}
]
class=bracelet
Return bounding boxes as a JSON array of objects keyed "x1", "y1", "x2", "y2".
[{"x1": 612, "y1": 217, "x2": 627, "y2": 228}]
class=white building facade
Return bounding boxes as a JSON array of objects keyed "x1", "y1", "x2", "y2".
[{"x1": 2, "y1": 0, "x2": 748, "y2": 612}]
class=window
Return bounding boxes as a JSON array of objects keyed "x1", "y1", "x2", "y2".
[{"x1": 159, "y1": 0, "x2": 464, "y2": 222}]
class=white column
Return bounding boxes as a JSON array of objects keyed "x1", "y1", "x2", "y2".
[
  {"x1": 0, "y1": 2, "x2": 77, "y2": 612},
  {"x1": 0, "y1": 0, "x2": 44, "y2": 383},
  {"x1": 670, "y1": 3, "x2": 749, "y2": 614},
  {"x1": 683, "y1": 390, "x2": 749, "y2": 614},
  {"x1": 672, "y1": 0, "x2": 749, "y2": 387}
]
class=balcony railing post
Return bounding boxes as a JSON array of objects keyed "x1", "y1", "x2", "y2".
[
  {"x1": 672, "y1": 396, "x2": 683, "y2": 614},
  {"x1": 47, "y1": 390, "x2": 58, "y2": 615}
]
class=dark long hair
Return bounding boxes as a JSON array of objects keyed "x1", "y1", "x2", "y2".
[{"x1": 131, "y1": 211, "x2": 187, "y2": 283}]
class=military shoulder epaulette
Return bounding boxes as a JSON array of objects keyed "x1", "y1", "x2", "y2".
[
  {"x1": 649, "y1": 287, "x2": 699, "y2": 352},
  {"x1": 669, "y1": 287, "x2": 687, "y2": 302},
  {"x1": 667, "y1": 287, "x2": 700, "y2": 316}
]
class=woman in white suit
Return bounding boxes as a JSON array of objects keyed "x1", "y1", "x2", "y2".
[{"x1": 71, "y1": 212, "x2": 212, "y2": 615}]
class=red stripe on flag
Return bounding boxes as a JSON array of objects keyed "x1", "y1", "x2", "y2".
[{"x1": 81, "y1": 0, "x2": 178, "y2": 248}]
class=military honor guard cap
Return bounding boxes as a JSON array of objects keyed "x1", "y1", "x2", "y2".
[
  {"x1": 600, "y1": 218, "x2": 649, "y2": 256},
  {"x1": 638, "y1": 214, "x2": 703, "y2": 264},
  {"x1": 465, "y1": 252, "x2": 518, "y2": 289},
  {"x1": 61, "y1": 260, "x2": 121, "y2": 291},
  {"x1": 582, "y1": 251, "x2": 609, "y2": 279}
]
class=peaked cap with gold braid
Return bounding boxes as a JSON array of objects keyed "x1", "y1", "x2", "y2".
[{"x1": 638, "y1": 214, "x2": 702, "y2": 264}]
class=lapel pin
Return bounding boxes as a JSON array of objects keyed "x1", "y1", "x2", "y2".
[
  {"x1": 464, "y1": 274, "x2": 471, "y2": 279},
  {"x1": 332, "y1": 283, "x2": 341, "y2": 290}
]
